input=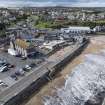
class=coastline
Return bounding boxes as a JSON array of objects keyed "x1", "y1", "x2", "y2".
[{"x1": 22, "y1": 35, "x2": 105, "y2": 105}]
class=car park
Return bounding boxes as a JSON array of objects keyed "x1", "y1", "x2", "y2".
[{"x1": 0, "y1": 50, "x2": 45, "y2": 82}]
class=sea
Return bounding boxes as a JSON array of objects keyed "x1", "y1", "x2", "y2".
[{"x1": 43, "y1": 51, "x2": 105, "y2": 105}]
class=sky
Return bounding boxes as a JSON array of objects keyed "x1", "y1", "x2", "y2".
[{"x1": 0, "y1": 0, "x2": 104, "y2": 7}]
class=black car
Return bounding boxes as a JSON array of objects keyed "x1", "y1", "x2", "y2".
[
  {"x1": 23, "y1": 67, "x2": 30, "y2": 72},
  {"x1": 30, "y1": 63, "x2": 36, "y2": 68},
  {"x1": 21, "y1": 57, "x2": 27, "y2": 60},
  {"x1": 15, "y1": 54, "x2": 21, "y2": 57}
]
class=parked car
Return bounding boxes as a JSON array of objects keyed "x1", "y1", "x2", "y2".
[
  {"x1": 23, "y1": 67, "x2": 29, "y2": 72},
  {"x1": 0, "y1": 66, "x2": 9, "y2": 72},
  {"x1": 10, "y1": 74, "x2": 18, "y2": 80},
  {"x1": 0, "y1": 59, "x2": 11, "y2": 68},
  {"x1": 0, "y1": 60, "x2": 7, "y2": 65},
  {"x1": 30, "y1": 63, "x2": 36, "y2": 68},
  {"x1": 15, "y1": 54, "x2": 21, "y2": 57},
  {"x1": 25, "y1": 65, "x2": 31, "y2": 70},
  {"x1": 21, "y1": 56, "x2": 27, "y2": 60},
  {"x1": 15, "y1": 69, "x2": 25, "y2": 76},
  {"x1": 23, "y1": 65, "x2": 31, "y2": 72},
  {"x1": 3, "y1": 63, "x2": 10, "y2": 66},
  {"x1": 8, "y1": 64, "x2": 15, "y2": 68},
  {"x1": 37, "y1": 59, "x2": 43, "y2": 64},
  {"x1": 0, "y1": 80, "x2": 8, "y2": 87}
]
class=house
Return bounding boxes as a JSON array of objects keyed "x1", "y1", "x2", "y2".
[{"x1": 10, "y1": 39, "x2": 36, "y2": 57}]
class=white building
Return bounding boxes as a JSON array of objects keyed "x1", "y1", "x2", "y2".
[
  {"x1": 40, "y1": 40, "x2": 65, "y2": 50},
  {"x1": 8, "y1": 48, "x2": 18, "y2": 56},
  {"x1": 61, "y1": 26, "x2": 92, "y2": 34}
]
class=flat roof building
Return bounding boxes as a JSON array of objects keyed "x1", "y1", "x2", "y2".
[
  {"x1": 61, "y1": 26, "x2": 92, "y2": 34},
  {"x1": 40, "y1": 40, "x2": 65, "y2": 50}
]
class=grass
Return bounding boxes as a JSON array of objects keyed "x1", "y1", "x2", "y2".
[{"x1": 35, "y1": 21, "x2": 52, "y2": 28}]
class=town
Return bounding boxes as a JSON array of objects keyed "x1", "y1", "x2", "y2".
[{"x1": 0, "y1": 7, "x2": 105, "y2": 105}]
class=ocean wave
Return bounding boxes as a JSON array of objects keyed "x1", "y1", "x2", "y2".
[{"x1": 43, "y1": 52, "x2": 105, "y2": 105}]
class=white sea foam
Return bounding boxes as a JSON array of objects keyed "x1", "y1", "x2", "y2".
[{"x1": 43, "y1": 51, "x2": 105, "y2": 105}]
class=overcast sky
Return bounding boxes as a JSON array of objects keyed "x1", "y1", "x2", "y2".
[{"x1": 0, "y1": 0, "x2": 104, "y2": 7}]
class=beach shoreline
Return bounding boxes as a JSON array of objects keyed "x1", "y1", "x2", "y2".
[{"x1": 22, "y1": 35, "x2": 105, "y2": 105}]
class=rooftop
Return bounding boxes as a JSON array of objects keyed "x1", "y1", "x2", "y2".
[
  {"x1": 15, "y1": 39, "x2": 31, "y2": 49},
  {"x1": 68, "y1": 26, "x2": 91, "y2": 30}
]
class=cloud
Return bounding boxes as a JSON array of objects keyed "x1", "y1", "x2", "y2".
[{"x1": 0, "y1": 0, "x2": 104, "y2": 7}]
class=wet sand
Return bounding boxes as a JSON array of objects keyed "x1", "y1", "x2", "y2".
[{"x1": 22, "y1": 36, "x2": 105, "y2": 105}]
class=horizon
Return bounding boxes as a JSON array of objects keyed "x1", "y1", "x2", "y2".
[{"x1": 0, "y1": 0, "x2": 104, "y2": 7}]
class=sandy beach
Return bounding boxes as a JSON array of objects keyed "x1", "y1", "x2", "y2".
[{"x1": 22, "y1": 36, "x2": 105, "y2": 105}]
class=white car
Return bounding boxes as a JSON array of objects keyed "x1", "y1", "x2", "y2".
[
  {"x1": 0, "y1": 80, "x2": 8, "y2": 87},
  {"x1": 0, "y1": 66, "x2": 8, "y2": 72},
  {"x1": 25, "y1": 65, "x2": 31, "y2": 70}
]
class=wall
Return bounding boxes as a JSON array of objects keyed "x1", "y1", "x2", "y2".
[{"x1": 49, "y1": 40, "x2": 89, "y2": 77}]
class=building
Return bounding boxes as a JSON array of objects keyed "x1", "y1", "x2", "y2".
[
  {"x1": 61, "y1": 26, "x2": 92, "y2": 34},
  {"x1": 93, "y1": 26, "x2": 105, "y2": 32},
  {"x1": 40, "y1": 40, "x2": 65, "y2": 50},
  {"x1": 10, "y1": 39, "x2": 36, "y2": 57},
  {"x1": 44, "y1": 30, "x2": 61, "y2": 41}
]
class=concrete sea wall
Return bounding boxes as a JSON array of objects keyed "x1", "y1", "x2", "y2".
[{"x1": 49, "y1": 41, "x2": 89, "y2": 77}]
